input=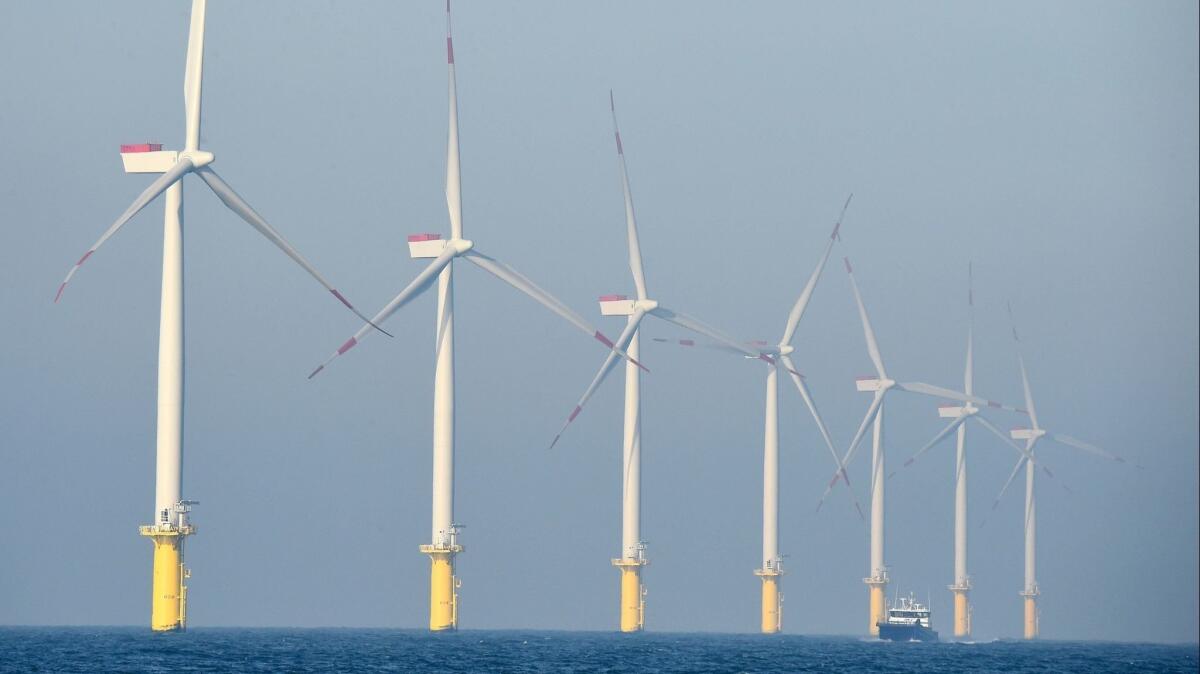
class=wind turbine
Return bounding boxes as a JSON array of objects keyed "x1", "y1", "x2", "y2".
[
  {"x1": 993, "y1": 304, "x2": 1130, "y2": 640},
  {"x1": 823, "y1": 257, "x2": 1024, "y2": 636},
  {"x1": 55, "y1": 0, "x2": 379, "y2": 632},
  {"x1": 891, "y1": 265, "x2": 1035, "y2": 639},
  {"x1": 548, "y1": 92, "x2": 792, "y2": 632},
  {"x1": 649, "y1": 199, "x2": 857, "y2": 633},
  {"x1": 308, "y1": 2, "x2": 639, "y2": 632}
]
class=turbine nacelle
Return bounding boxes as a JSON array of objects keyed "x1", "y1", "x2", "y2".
[
  {"x1": 1010, "y1": 428, "x2": 1046, "y2": 440},
  {"x1": 407, "y1": 233, "x2": 473, "y2": 259},
  {"x1": 938, "y1": 403, "x2": 979, "y2": 418},
  {"x1": 597, "y1": 295, "x2": 657, "y2": 316},
  {"x1": 855, "y1": 376, "x2": 895, "y2": 392}
]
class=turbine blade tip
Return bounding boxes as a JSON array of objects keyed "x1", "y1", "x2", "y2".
[
  {"x1": 844, "y1": 257, "x2": 853, "y2": 273},
  {"x1": 54, "y1": 283, "x2": 67, "y2": 303},
  {"x1": 307, "y1": 364, "x2": 325, "y2": 380}
]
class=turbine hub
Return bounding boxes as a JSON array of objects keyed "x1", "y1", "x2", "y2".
[
  {"x1": 450, "y1": 238, "x2": 474, "y2": 254},
  {"x1": 179, "y1": 150, "x2": 214, "y2": 168},
  {"x1": 778, "y1": 345, "x2": 794, "y2": 355}
]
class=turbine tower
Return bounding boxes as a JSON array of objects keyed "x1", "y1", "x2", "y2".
[
  {"x1": 309, "y1": 3, "x2": 639, "y2": 632},
  {"x1": 57, "y1": 0, "x2": 378, "y2": 631},
  {"x1": 652, "y1": 199, "x2": 856, "y2": 633},
  {"x1": 996, "y1": 305, "x2": 1129, "y2": 639},
  {"x1": 822, "y1": 258, "x2": 1014, "y2": 636},
  {"x1": 550, "y1": 92, "x2": 791, "y2": 632}
]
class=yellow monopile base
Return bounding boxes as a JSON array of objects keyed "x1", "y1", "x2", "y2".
[
  {"x1": 866, "y1": 579, "x2": 887, "y2": 637},
  {"x1": 420, "y1": 545, "x2": 462, "y2": 631},
  {"x1": 612, "y1": 558, "x2": 647, "y2": 632},
  {"x1": 952, "y1": 589, "x2": 971, "y2": 638},
  {"x1": 1022, "y1": 594, "x2": 1038, "y2": 639},
  {"x1": 139, "y1": 525, "x2": 192, "y2": 632},
  {"x1": 754, "y1": 569, "x2": 782, "y2": 634}
]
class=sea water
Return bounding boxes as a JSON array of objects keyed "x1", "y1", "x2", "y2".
[{"x1": 0, "y1": 627, "x2": 1196, "y2": 673}]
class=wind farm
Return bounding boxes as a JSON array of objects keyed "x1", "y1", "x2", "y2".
[{"x1": 2, "y1": 0, "x2": 1195, "y2": 656}]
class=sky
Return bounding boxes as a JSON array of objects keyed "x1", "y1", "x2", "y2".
[{"x1": 0, "y1": 1, "x2": 1196, "y2": 643}]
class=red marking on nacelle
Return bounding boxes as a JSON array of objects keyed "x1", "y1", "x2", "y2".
[
  {"x1": 120, "y1": 143, "x2": 163, "y2": 153},
  {"x1": 408, "y1": 233, "x2": 442, "y2": 242},
  {"x1": 856, "y1": 375, "x2": 878, "y2": 381},
  {"x1": 598, "y1": 294, "x2": 627, "y2": 301}
]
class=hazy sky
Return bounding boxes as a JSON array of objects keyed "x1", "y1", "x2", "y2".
[{"x1": 1, "y1": 1, "x2": 1196, "y2": 642}]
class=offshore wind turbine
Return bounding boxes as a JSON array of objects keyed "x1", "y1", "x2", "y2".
[
  {"x1": 652, "y1": 199, "x2": 857, "y2": 633},
  {"x1": 309, "y1": 2, "x2": 639, "y2": 632},
  {"x1": 822, "y1": 258, "x2": 1024, "y2": 636},
  {"x1": 994, "y1": 305, "x2": 1130, "y2": 640},
  {"x1": 893, "y1": 265, "x2": 1035, "y2": 638},
  {"x1": 549, "y1": 92, "x2": 793, "y2": 632},
  {"x1": 55, "y1": 0, "x2": 379, "y2": 632}
]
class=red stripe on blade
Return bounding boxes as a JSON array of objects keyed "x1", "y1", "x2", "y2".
[
  {"x1": 330, "y1": 289, "x2": 353, "y2": 308},
  {"x1": 78, "y1": 251, "x2": 94, "y2": 266},
  {"x1": 54, "y1": 282, "x2": 67, "y2": 303},
  {"x1": 844, "y1": 257, "x2": 853, "y2": 273},
  {"x1": 680, "y1": 339, "x2": 695, "y2": 346},
  {"x1": 307, "y1": 365, "x2": 325, "y2": 379},
  {"x1": 593, "y1": 331, "x2": 614, "y2": 348},
  {"x1": 568, "y1": 406, "x2": 582, "y2": 422},
  {"x1": 615, "y1": 132, "x2": 623, "y2": 155},
  {"x1": 337, "y1": 338, "x2": 358, "y2": 355},
  {"x1": 447, "y1": 37, "x2": 454, "y2": 64}
]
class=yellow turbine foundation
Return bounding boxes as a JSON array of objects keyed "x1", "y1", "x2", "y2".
[
  {"x1": 951, "y1": 588, "x2": 971, "y2": 638},
  {"x1": 754, "y1": 569, "x2": 782, "y2": 634},
  {"x1": 612, "y1": 558, "x2": 647, "y2": 632},
  {"x1": 865, "y1": 578, "x2": 887, "y2": 637},
  {"x1": 1022, "y1": 593, "x2": 1038, "y2": 639},
  {"x1": 140, "y1": 525, "x2": 193, "y2": 632},
  {"x1": 421, "y1": 545, "x2": 462, "y2": 631}
]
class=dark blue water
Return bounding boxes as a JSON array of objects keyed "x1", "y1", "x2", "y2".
[{"x1": 0, "y1": 628, "x2": 1195, "y2": 673}]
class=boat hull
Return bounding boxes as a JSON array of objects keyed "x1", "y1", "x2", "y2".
[{"x1": 877, "y1": 622, "x2": 939, "y2": 642}]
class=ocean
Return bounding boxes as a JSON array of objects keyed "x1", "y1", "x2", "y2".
[{"x1": 0, "y1": 628, "x2": 1195, "y2": 673}]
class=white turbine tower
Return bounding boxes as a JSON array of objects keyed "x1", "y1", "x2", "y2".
[
  {"x1": 309, "y1": 3, "x2": 639, "y2": 632},
  {"x1": 995, "y1": 304, "x2": 1130, "y2": 640},
  {"x1": 823, "y1": 258, "x2": 1023, "y2": 636},
  {"x1": 651, "y1": 199, "x2": 858, "y2": 633},
  {"x1": 56, "y1": 0, "x2": 380, "y2": 632},
  {"x1": 548, "y1": 92, "x2": 791, "y2": 632}
]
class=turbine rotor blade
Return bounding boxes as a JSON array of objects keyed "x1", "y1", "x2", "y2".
[
  {"x1": 648, "y1": 305, "x2": 770, "y2": 362},
  {"x1": 1049, "y1": 433, "x2": 1128, "y2": 464},
  {"x1": 549, "y1": 310, "x2": 647, "y2": 449},
  {"x1": 989, "y1": 454, "x2": 1028, "y2": 516},
  {"x1": 817, "y1": 390, "x2": 885, "y2": 510},
  {"x1": 895, "y1": 381, "x2": 1024, "y2": 413},
  {"x1": 445, "y1": 0, "x2": 462, "y2": 238},
  {"x1": 844, "y1": 257, "x2": 887, "y2": 379},
  {"x1": 782, "y1": 354, "x2": 864, "y2": 521},
  {"x1": 308, "y1": 248, "x2": 457, "y2": 379},
  {"x1": 183, "y1": 0, "x2": 206, "y2": 151},
  {"x1": 194, "y1": 167, "x2": 390, "y2": 335},
  {"x1": 780, "y1": 195, "x2": 850, "y2": 345},
  {"x1": 609, "y1": 90, "x2": 648, "y2": 301},
  {"x1": 462, "y1": 250, "x2": 645, "y2": 371},
  {"x1": 898, "y1": 414, "x2": 968, "y2": 473},
  {"x1": 56, "y1": 158, "x2": 194, "y2": 302}
]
